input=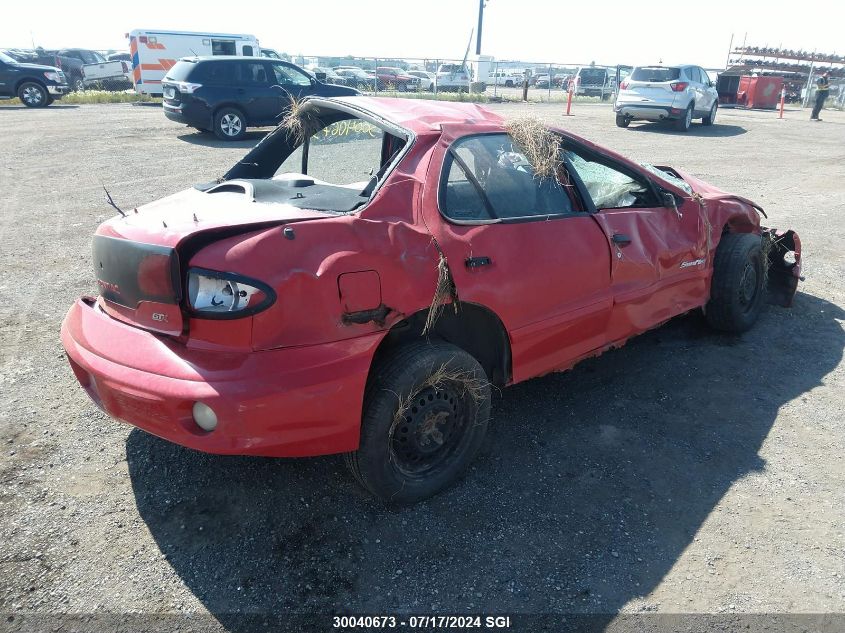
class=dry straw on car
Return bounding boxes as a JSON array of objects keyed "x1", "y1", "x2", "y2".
[{"x1": 505, "y1": 116, "x2": 562, "y2": 180}]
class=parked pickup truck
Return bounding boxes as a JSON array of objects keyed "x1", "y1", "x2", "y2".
[
  {"x1": 0, "y1": 50, "x2": 69, "y2": 106},
  {"x1": 26, "y1": 48, "x2": 130, "y2": 91}
]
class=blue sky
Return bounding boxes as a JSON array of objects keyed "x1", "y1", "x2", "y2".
[{"x1": 2, "y1": 0, "x2": 843, "y2": 68}]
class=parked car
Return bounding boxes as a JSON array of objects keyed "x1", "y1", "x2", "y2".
[
  {"x1": 334, "y1": 67, "x2": 376, "y2": 90},
  {"x1": 615, "y1": 64, "x2": 719, "y2": 131},
  {"x1": 573, "y1": 66, "x2": 613, "y2": 100},
  {"x1": 260, "y1": 48, "x2": 283, "y2": 60},
  {"x1": 374, "y1": 66, "x2": 420, "y2": 91},
  {"x1": 311, "y1": 67, "x2": 353, "y2": 87},
  {"x1": 61, "y1": 96, "x2": 801, "y2": 504},
  {"x1": 534, "y1": 73, "x2": 551, "y2": 89},
  {"x1": 161, "y1": 56, "x2": 359, "y2": 140},
  {"x1": 0, "y1": 50, "x2": 69, "y2": 107},
  {"x1": 407, "y1": 70, "x2": 435, "y2": 91},
  {"x1": 435, "y1": 63, "x2": 470, "y2": 92},
  {"x1": 491, "y1": 69, "x2": 524, "y2": 87}
]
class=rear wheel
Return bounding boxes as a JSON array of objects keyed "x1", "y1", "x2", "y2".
[
  {"x1": 615, "y1": 113, "x2": 630, "y2": 128},
  {"x1": 18, "y1": 82, "x2": 48, "y2": 108},
  {"x1": 345, "y1": 341, "x2": 491, "y2": 504},
  {"x1": 705, "y1": 233, "x2": 766, "y2": 333},
  {"x1": 702, "y1": 102, "x2": 717, "y2": 126},
  {"x1": 675, "y1": 104, "x2": 693, "y2": 131},
  {"x1": 213, "y1": 107, "x2": 246, "y2": 141}
]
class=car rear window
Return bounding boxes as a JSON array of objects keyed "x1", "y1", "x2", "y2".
[
  {"x1": 631, "y1": 67, "x2": 680, "y2": 82},
  {"x1": 164, "y1": 60, "x2": 200, "y2": 82},
  {"x1": 578, "y1": 69, "x2": 607, "y2": 83}
]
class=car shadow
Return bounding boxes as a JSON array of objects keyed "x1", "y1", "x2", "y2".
[
  {"x1": 176, "y1": 130, "x2": 269, "y2": 149},
  {"x1": 626, "y1": 122, "x2": 747, "y2": 137},
  {"x1": 127, "y1": 292, "x2": 844, "y2": 630}
]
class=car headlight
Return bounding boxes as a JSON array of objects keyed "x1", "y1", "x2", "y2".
[
  {"x1": 43, "y1": 71, "x2": 61, "y2": 82},
  {"x1": 187, "y1": 268, "x2": 275, "y2": 319}
]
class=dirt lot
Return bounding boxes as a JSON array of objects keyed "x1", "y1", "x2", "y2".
[{"x1": 0, "y1": 101, "x2": 843, "y2": 631}]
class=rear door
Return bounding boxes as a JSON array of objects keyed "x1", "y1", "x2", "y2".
[
  {"x1": 426, "y1": 131, "x2": 613, "y2": 382},
  {"x1": 234, "y1": 60, "x2": 278, "y2": 125},
  {"x1": 563, "y1": 145, "x2": 707, "y2": 340},
  {"x1": 622, "y1": 66, "x2": 680, "y2": 108}
]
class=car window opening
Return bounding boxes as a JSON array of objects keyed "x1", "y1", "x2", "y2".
[
  {"x1": 214, "y1": 105, "x2": 409, "y2": 214},
  {"x1": 442, "y1": 133, "x2": 575, "y2": 223}
]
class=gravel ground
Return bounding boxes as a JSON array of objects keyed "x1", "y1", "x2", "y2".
[{"x1": 0, "y1": 101, "x2": 843, "y2": 631}]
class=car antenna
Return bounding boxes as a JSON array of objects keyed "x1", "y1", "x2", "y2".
[
  {"x1": 101, "y1": 184, "x2": 126, "y2": 217},
  {"x1": 189, "y1": 48, "x2": 198, "y2": 57}
]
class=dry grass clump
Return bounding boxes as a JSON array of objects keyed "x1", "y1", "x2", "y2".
[
  {"x1": 280, "y1": 97, "x2": 320, "y2": 143},
  {"x1": 423, "y1": 250, "x2": 459, "y2": 335},
  {"x1": 390, "y1": 362, "x2": 489, "y2": 429},
  {"x1": 505, "y1": 116, "x2": 561, "y2": 180}
]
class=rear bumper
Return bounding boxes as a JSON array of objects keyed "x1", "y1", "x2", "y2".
[
  {"x1": 615, "y1": 103, "x2": 680, "y2": 121},
  {"x1": 61, "y1": 298, "x2": 380, "y2": 457}
]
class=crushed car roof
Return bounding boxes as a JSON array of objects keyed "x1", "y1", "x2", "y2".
[{"x1": 323, "y1": 96, "x2": 505, "y2": 133}]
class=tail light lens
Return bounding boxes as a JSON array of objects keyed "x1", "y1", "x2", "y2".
[
  {"x1": 670, "y1": 82, "x2": 689, "y2": 92},
  {"x1": 620, "y1": 81, "x2": 629, "y2": 90},
  {"x1": 187, "y1": 269, "x2": 275, "y2": 319},
  {"x1": 175, "y1": 81, "x2": 203, "y2": 94},
  {"x1": 121, "y1": 61, "x2": 129, "y2": 72}
]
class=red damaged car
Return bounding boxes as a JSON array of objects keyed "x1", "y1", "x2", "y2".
[{"x1": 61, "y1": 97, "x2": 801, "y2": 503}]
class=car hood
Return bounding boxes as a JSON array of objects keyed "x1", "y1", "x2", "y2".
[
  {"x1": 13, "y1": 62, "x2": 62, "y2": 73},
  {"x1": 96, "y1": 186, "x2": 335, "y2": 248}
]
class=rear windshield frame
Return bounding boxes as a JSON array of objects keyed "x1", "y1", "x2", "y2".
[{"x1": 631, "y1": 66, "x2": 681, "y2": 82}]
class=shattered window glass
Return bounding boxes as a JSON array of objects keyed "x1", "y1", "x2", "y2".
[
  {"x1": 442, "y1": 134, "x2": 574, "y2": 222},
  {"x1": 641, "y1": 163, "x2": 693, "y2": 195},
  {"x1": 565, "y1": 150, "x2": 653, "y2": 209}
]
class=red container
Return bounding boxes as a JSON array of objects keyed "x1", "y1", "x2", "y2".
[{"x1": 736, "y1": 76, "x2": 784, "y2": 109}]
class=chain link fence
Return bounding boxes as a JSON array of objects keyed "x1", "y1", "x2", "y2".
[{"x1": 289, "y1": 55, "x2": 626, "y2": 104}]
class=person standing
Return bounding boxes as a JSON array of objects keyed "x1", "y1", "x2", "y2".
[{"x1": 810, "y1": 70, "x2": 831, "y2": 121}]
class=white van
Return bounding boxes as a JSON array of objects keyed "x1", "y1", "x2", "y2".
[{"x1": 128, "y1": 29, "x2": 260, "y2": 95}]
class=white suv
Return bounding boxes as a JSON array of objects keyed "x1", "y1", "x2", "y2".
[
  {"x1": 614, "y1": 65, "x2": 718, "y2": 131},
  {"x1": 435, "y1": 64, "x2": 470, "y2": 92}
]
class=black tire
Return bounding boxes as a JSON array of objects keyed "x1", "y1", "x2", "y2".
[
  {"x1": 675, "y1": 104, "x2": 693, "y2": 131},
  {"x1": 70, "y1": 74, "x2": 85, "y2": 92},
  {"x1": 213, "y1": 107, "x2": 247, "y2": 141},
  {"x1": 705, "y1": 233, "x2": 766, "y2": 333},
  {"x1": 615, "y1": 113, "x2": 630, "y2": 128},
  {"x1": 17, "y1": 82, "x2": 48, "y2": 108},
  {"x1": 45, "y1": 96, "x2": 55, "y2": 106},
  {"x1": 345, "y1": 341, "x2": 491, "y2": 504},
  {"x1": 505, "y1": 80, "x2": 513, "y2": 88},
  {"x1": 702, "y1": 102, "x2": 717, "y2": 126}
]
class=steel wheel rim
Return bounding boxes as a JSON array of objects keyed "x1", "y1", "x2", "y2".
[
  {"x1": 221, "y1": 114, "x2": 242, "y2": 136},
  {"x1": 390, "y1": 384, "x2": 470, "y2": 477},
  {"x1": 739, "y1": 259, "x2": 760, "y2": 310},
  {"x1": 22, "y1": 86, "x2": 42, "y2": 105}
]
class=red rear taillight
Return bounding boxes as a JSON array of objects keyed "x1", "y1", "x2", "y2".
[
  {"x1": 620, "y1": 81, "x2": 629, "y2": 90},
  {"x1": 121, "y1": 61, "x2": 129, "y2": 72},
  {"x1": 187, "y1": 269, "x2": 275, "y2": 319},
  {"x1": 670, "y1": 82, "x2": 689, "y2": 92},
  {"x1": 54, "y1": 56, "x2": 61, "y2": 69}
]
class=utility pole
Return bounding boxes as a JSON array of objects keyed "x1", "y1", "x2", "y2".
[{"x1": 476, "y1": 0, "x2": 485, "y2": 55}]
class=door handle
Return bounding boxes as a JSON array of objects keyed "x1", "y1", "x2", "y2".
[
  {"x1": 612, "y1": 233, "x2": 632, "y2": 246},
  {"x1": 465, "y1": 256, "x2": 492, "y2": 269}
]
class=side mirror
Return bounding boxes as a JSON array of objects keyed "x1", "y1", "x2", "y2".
[{"x1": 661, "y1": 191, "x2": 678, "y2": 210}]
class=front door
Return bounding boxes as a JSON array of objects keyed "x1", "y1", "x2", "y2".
[
  {"x1": 269, "y1": 62, "x2": 315, "y2": 112},
  {"x1": 563, "y1": 146, "x2": 706, "y2": 339},
  {"x1": 426, "y1": 131, "x2": 613, "y2": 383}
]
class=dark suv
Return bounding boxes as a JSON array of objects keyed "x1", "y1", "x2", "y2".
[
  {"x1": 162, "y1": 56, "x2": 360, "y2": 140},
  {"x1": 0, "y1": 50, "x2": 69, "y2": 107}
]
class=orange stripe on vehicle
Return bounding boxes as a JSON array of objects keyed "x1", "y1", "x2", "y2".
[
  {"x1": 140, "y1": 63, "x2": 165, "y2": 71},
  {"x1": 133, "y1": 66, "x2": 142, "y2": 82}
]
